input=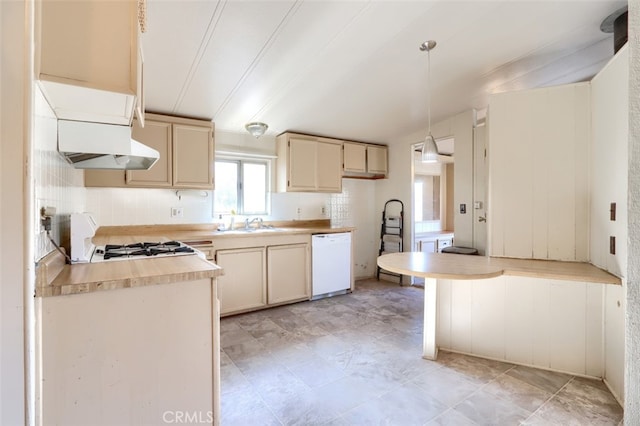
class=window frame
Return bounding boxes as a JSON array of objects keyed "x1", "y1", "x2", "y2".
[{"x1": 214, "y1": 156, "x2": 270, "y2": 216}]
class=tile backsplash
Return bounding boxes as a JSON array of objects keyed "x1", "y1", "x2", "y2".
[
  {"x1": 415, "y1": 220, "x2": 443, "y2": 233},
  {"x1": 85, "y1": 188, "x2": 214, "y2": 226},
  {"x1": 34, "y1": 87, "x2": 86, "y2": 261},
  {"x1": 32, "y1": 111, "x2": 381, "y2": 279}
]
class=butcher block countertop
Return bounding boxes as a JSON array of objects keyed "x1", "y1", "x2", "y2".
[
  {"x1": 93, "y1": 219, "x2": 354, "y2": 244},
  {"x1": 36, "y1": 249, "x2": 223, "y2": 297},
  {"x1": 37, "y1": 220, "x2": 351, "y2": 298},
  {"x1": 377, "y1": 252, "x2": 621, "y2": 285}
]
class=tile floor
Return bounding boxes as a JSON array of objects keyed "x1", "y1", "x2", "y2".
[{"x1": 220, "y1": 279, "x2": 623, "y2": 425}]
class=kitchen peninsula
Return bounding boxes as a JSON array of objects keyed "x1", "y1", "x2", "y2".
[
  {"x1": 36, "y1": 250, "x2": 223, "y2": 425},
  {"x1": 377, "y1": 252, "x2": 621, "y2": 378}
]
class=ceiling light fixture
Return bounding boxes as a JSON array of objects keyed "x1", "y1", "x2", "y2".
[
  {"x1": 419, "y1": 40, "x2": 438, "y2": 163},
  {"x1": 245, "y1": 122, "x2": 268, "y2": 138}
]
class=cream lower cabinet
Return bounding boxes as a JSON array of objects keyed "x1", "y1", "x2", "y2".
[
  {"x1": 267, "y1": 244, "x2": 309, "y2": 304},
  {"x1": 214, "y1": 235, "x2": 310, "y2": 316},
  {"x1": 216, "y1": 247, "x2": 267, "y2": 315},
  {"x1": 39, "y1": 278, "x2": 219, "y2": 425},
  {"x1": 417, "y1": 235, "x2": 454, "y2": 253},
  {"x1": 419, "y1": 239, "x2": 437, "y2": 253}
]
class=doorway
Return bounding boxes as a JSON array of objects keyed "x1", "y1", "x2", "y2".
[{"x1": 410, "y1": 138, "x2": 454, "y2": 284}]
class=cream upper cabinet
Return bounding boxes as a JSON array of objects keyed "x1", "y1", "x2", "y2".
[
  {"x1": 172, "y1": 124, "x2": 214, "y2": 189},
  {"x1": 85, "y1": 113, "x2": 214, "y2": 189},
  {"x1": 367, "y1": 145, "x2": 388, "y2": 175},
  {"x1": 343, "y1": 142, "x2": 367, "y2": 173},
  {"x1": 288, "y1": 137, "x2": 318, "y2": 191},
  {"x1": 342, "y1": 142, "x2": 388, "y2": 177},
  {"x1": 316, "y1": 140, "x2": 343, "y2": 191},
  {"x1": 127, "y1": 120, "x2": 173, "y2": 186},
  {"x1": 276, "y1": 133, "x2": 342, "y2": 193},
  {"x1": 36, "y1": 0, "x2": 143, "y2": 126}
]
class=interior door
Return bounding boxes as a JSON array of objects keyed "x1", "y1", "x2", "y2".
[{"x1": 473, "y1": 125, "x2": 487, "y2": 255}]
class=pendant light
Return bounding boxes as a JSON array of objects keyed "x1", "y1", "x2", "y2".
[{"x1": 420, "y1": 40, "x2": 438, "y2": 163}]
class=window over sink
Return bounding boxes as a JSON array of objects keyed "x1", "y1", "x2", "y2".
[{"x1": 214, "y1": 158, "x2": 269, "y2": 215}]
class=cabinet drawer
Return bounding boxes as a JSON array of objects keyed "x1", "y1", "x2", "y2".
[
  {"x1": 182, "y1": 241, "x2": 214, "y2": 261},
  {"x1": 197, "y1": 247, "x2": 214, "y2": 260},
  {"x1": 437, "y1": 238, "x2": 453, "y2": 250}
]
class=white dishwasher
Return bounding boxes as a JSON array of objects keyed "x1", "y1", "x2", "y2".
[{"x1": 312, "y1": 232, "x2": 352, "y2": 299}]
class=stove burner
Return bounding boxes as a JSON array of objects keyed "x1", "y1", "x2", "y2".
[{"x1": 100, "y1": 241, "x2": 195, "y2": 260}]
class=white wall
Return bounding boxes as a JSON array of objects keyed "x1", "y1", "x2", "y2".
[
  {"x1": 488, "y1": 83, "x2": 590, "y2": 261},
  {"x1": 1, "y1": 1, "x2": 26, "y2": 424},
  {"x1": 591, "y1": 46, "x2": 629, "y2": 277},
  {"x1": 626, "y1": 1, "x2": 640, "y2": 421},
  {"x1": 335, "y1": 179, "x2": 378, "y2": 279},
  {"x1": 449, "y1": 110, "x2": 475, "y2": 248},
  {"x1": 378, "y1": 110, "x2": 476, "y2": 267},
  {"x1": 591, "y1": 46, "x2": 628, "y2": 404},
  {"x1": 86, "y1": 187, "x2": 214, "y2": 226}
]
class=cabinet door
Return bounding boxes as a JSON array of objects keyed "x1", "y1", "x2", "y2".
[
  {"x1": 367, "y1": 145, "x2": 388, "y2": 175},
  {"x1": 37, "y1": 0, "x2": 139, "y2": 125},
  {"x1": 172, "y1": 124, "x2": 214, "y2": 189},
  {"x1": 126, "y1": 120, "x2": 172, "y2": 186},
  {"x1": 288, "y1": 137, "x2": 318, "y2": 191},
  {"x1": 135, "y1": 44, "x2": 145, "y2": 127},
  {"x1": 84, "y1": 169, "x2": 126, "y2": 187},
  {"x1": 420, "y1": 240, "x2": 437, "y2": 253},
  {"x1": 216, "y1": 247, "x2": 267, "y2": 315},
  {"x1": 267, "y1": 243, "x2": 310, "y2": 304},
  {"x1": 316, "y1": 141, "x2": 342, "y2": 192},
  {"x1": 343, "y1": 142, "x2": 366, "y2": 173}
]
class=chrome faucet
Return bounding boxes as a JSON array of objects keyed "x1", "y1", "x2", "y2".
[{"x1": 244, "y1": 217, "x2": 263, "y2": 229}]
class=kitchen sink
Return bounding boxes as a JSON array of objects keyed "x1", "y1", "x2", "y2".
[{"x1": 218, "y1": 227, "x2": 284, "y2": 234}]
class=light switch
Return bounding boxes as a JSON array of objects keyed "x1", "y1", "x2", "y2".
[{"x1": 460, "y1": 204, "x2": 466, "y2": 214}]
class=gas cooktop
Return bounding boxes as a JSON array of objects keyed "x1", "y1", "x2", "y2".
[{"x1": 91, "y1": 241, "x2": 197, "y2": 263}]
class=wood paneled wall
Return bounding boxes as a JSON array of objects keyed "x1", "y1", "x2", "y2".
[
  {"x1": 437, "y1": 276, "x2": 603, "y2": 378},
  {"x1": 590, "y1": 46, "x2": 628, "y2": 405},
  {"x1": 488, "y1": 83, "x2": 590, "y2": 261}
]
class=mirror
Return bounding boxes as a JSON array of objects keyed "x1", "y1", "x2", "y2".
[{"x1": 414, "y1": 175, "x2": 440, "y2": 221}]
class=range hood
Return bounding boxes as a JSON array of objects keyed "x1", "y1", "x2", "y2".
[{"x1": 58, "y1": 120, "x2": 159, "y2": 170}]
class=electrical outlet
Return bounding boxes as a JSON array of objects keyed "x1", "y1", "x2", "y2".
[
  {"x1": 171, "y1": 207, "x2": 184, "y2": 218},
  {"x1": 610, "y1": 236, "x2": 616, "y2": 255},
  {"x1": 321, "y1": 206, "x2": 326, "y2": 215}
]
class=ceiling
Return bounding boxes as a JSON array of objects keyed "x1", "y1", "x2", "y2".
[{"x1": 141, "y1": 0, "x2": 626, "y2": 145}]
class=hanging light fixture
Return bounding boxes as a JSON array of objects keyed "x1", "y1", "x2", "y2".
[
  {"x1": 419, "y1": 40, "x2": 438, "y2": 163},
  {"x1": 245, "y1": 122, "x2": 268, "y2": 138}
]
